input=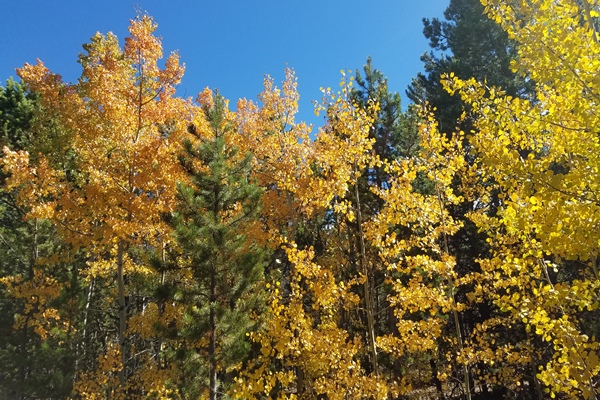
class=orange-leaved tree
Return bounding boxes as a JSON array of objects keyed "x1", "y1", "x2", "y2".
[{"x1": 2, "y1": 14, "x2": 191, "y2": 397}]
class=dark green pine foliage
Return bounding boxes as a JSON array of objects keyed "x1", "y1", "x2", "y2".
[
  {"x1": 353, "y1": 58, "x2": 404, "y2": 158},
  {"x1": 352, "y1": 57, "x2": 420, "y2": 190},
  {"x1": 0, "y1": 78, "x2": 72, "y2": 167},
  {"x1": 0, "y1": 78, "x2": 37, "y2": 152},
  {"x1": 406, "y1": 0, "x2": 532, "y2": 135},
  {"x1": 172, "y1": 92, "x2": 265, "y2": 400}
]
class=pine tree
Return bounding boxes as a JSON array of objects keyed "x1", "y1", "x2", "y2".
[
  {"x1": 171, "y1": 89, "x2": 266, "y2": 399},
  {"x1": 407, "y1": 0, "x2": 532, "y2": 135},
  {"x1": 353, "y1": 58, "x2": 419, "y2": 167}
]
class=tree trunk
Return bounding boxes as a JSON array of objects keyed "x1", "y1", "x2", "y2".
[
  {"x1": 353, "y1": 170, "x2": 378, "y2": 375},
  {"x1": 434, "y1": 177, "x2": 470, "y2": 400},
  {"x1": 156, "y1": 245, "x2": 166, "y2": 368},
  {"x1": 209, "y1": 271, "x2": 218, "y2": 400},
  {"x1": 117, "y1": 240, "x2": 127, "y2": 387},
  {"x1": 78, "y1": 277, "x2": 94, "y2": 372}
]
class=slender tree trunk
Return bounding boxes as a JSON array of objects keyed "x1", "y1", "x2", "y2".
[
  {"x1": 449, "y1": 279, "x2": 470, "y2": 400},
  {"x1": 78, "y1": 276, "x2": 94, "y2": 372},
  {"x1": 17, "y1": 219, "x2": 40, "y2": 399},
  {"x1": 353, "y1": 167, "x2": 378, "y2": 375},
  {"x1": 117, "y1": 240, "x2": 127, "y2": 387},
  {"x1": 209, "y1": 270, "x2": 218, "y2": 400},
  {"x1": 156, "y1": 245, "x2": 166, "y2": 368},
  {"x1": 18, "y1": 320, "x2": 27, "y2": 400}
]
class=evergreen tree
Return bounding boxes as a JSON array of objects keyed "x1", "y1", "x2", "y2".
[
  {"x1": 171, "y1": 90, "x2": 266, "y2": 399},
  {"x1": 407, "y1": 0, "x2": 532, "y2": 135},
  {"x1": 352, "y1": 58, "x2": 419, "y2": 180},
  {"x1": 0, "y1": 78, "x2": 37, "y2": 152}
]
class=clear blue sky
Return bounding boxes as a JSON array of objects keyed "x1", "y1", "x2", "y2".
[{"x1": 1, "y1": 1, "x2": 447, "y2": 126}]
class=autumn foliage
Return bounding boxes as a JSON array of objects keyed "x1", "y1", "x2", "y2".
[{"x1": 1, "y1": 2, "x2": 599, "y2": 399}]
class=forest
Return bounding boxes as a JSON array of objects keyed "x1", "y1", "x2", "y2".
[{"x1": 0, "y1": 0, "x2": 599, "y2": 399}]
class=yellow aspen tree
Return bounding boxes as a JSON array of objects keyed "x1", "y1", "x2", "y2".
[
  {"x1": 3, "y1": 14, "x2": 190, "y2": 398},
  {"x1": 442, "y1": 0, "x2": 600, "y2": 397},
  {"x1": 234, "y1": 68, "x2": 317, "y2": 244},
  {"x1": 0, "y1": 266, "x2": 66, "y2": 339},
  {"x1": 0, "y1": 79, "x2": 91, "y2": 398},
  {"x1": 234, "y1": 69, "x2": 374, "y2": 241},
  {"x1": 365, "y1": 112, "x2": 475, "y2": 397},
  {"x1": 314, "y1": 72, "x2": 382, "y2": 380},
  {"x1": 231, "y1": 73, "x2": 394, "y2": 398},
  {"x1": 231, "y1": 245, "x2": 390, "y2": 400}
]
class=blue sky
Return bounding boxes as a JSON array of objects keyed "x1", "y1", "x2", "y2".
[{"x1": 1, "y1": 1, "x2": 447, "y2": 126}]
